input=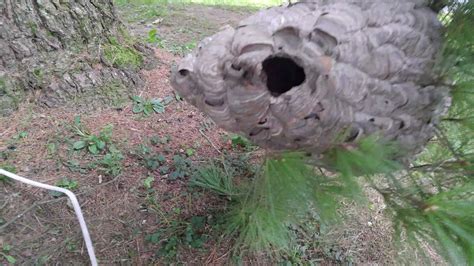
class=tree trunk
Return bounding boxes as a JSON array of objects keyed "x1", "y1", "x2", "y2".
[{"x1": 0, "y1": 0, "x2": 155, "y2": 115}]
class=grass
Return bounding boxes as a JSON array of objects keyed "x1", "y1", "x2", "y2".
[{"x1": 103, "y1": 38, "x2": 144, "y2": 69}]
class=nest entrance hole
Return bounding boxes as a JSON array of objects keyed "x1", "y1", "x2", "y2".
[{"x1": 262, "y1": 56, "x2": 306, "y2": 97}]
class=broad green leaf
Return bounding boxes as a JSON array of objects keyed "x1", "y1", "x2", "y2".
[
  {"x1": 73, "y1": 141, "x2": 86, "y2": 150},
  {"x1": 163, "y1": 96, "x2": 174, "y2": 105},
  {"x1": 144, "y1": 105, "x2": 153, "y2": 116},
  {"x1": 153, "y1": 104, "x2": 165, "y2": 113},
  {"x1": 131, "y1": 95, "x2": 143, "y2": 103},
  {"x1": 96, "y1": 140, "x2": 106, "y2": 150},
  {"x1": 88, "y1": 145, "x2": 99, "y2": 154},
  {"x1": 5, "y1": 255, "x2": 16, "y2": 264},
  {"x1": 133, "y1": 104, "x2": 144, "y2": 114}
]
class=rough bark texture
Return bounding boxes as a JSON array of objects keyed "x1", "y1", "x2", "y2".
[
  {"x1": 0, "y1": 0, "x2": 155, "y2": 116},
  {"x1": 171, "y1": 0, "x2": 451, "y2": 157}
]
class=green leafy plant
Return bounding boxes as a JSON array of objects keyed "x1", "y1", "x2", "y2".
[
  {"x1": 98, "y1": 146, "x2": 124, "y2": 177},
  {"x1": 50, "y1": 178, "x2": 79, "y2": 197},
  {"x1": 150, "y1": 135, "x2": 171, "y2": 146},
  {"x1": 143, "y1": 176, "x2": 155, "y2": 189},
  {"x1": 72, "y1": 118, "x2": 113, "y2": 155},
  {"x1": 132, "y1": 143, "x2": 169, "y2": 173},
  {"x1": 13, "y1": 131, "x2": 28, "y2": 140},
  {"x1": 131, "y1": 95, "x2": 173, "y2": 116},
  {"x1": 145, "y1": 216, "x2": 208, "y2": 261},
  {"x1": 0, "y1": 163, "x2": 16, "y2": 184},
  {"x1": 169, "y1": 155, "x2": 193, "y2": 180},
  {"x1": 147, "y1": 29, "x2": 164, "y2": 46},
  {"x1": 1, "y1": 244, "x2": 16, "y2": 264},
  {"x1": 229, "y1": 134, "x2": 255, "y2": 151},
  {"x1": 185, "y1": 148, "x2": 195, "y2": 157}
]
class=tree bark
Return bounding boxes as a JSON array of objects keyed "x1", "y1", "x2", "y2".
[{"x1": 0, "y1": 0, "x2": 155, "y2": 115}]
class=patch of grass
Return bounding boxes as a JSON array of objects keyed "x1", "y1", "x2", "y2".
[
  {"x1": 190, "y1": 163, "x2": 237, "y2": 198},
  {"x1": 103, "y1": 38, "x2": 143, "y2": 69}
]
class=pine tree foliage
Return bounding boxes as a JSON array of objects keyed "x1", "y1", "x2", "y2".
[{"x1": 191, "y1": 0, "x2": 473, "y2": 263}]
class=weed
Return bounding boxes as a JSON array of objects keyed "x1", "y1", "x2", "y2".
[
  {"x1": 147, "y1": 29, "x2": 163, "y2": 45},
  {"x1": 13, "y1": 131, "x2": 28, "y2": 140},
  {"x1": 47, "y1": 142, "x2": 57, "y2": 157},
  {"x1": 131, "y1": 95, "x2": 174, "y2": 116},
  {"x1": 65, "y1": 239, "x2": 78, "y2": 253},
  {"x1": 98, "y1": 146, "x2": 124, "y2": 177},
  {"x1": 185, "y1": 148, "x2": 195, "y2": 157},
  {"x1": 72, "y1": 118, "x2": 113, "y2": 155},
  {"x1": 145, "y1": 216, "x2": 208, "y2": 261},
  {"x1": 150, "y1": 135, "x2": 171, "y2": 146},
  {"x1": 1, "y1": 244, "x2": 16, "y2": 264},
  {"x1": 64, "y1": 160, "x2": 89, "y2": 174},
  {"x1": 50, "y1": 178, "x2": 79, "y2": 197},
  {"x1": 175, "y1": 91, "x2": 183, "y2": 102},
  {"x1": 0, "y1": 163, "x2": 16, "y2": 184},
  {"x1": 169, "y1": 154, "x2": 193, "y2": 180},
  {"x1": 143, "y1": 176, "x2": 155, "y2": 189},
  {"x1": 228, "y1": 134, "x2": 255, "y2": 151},
  {"x1": 132, "y1": 144, "x2": 167, "y2": 171}
]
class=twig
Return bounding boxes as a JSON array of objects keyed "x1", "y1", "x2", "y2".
[{"x1": 199, "y1": 129, "x2": 222, "y2": 154}]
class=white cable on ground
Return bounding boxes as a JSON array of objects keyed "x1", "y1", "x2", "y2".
[{"x1": 0, "y1": 169, "x2": 98, "y2": 266}]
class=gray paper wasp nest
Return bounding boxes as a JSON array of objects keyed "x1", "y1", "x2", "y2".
[{"x1": 171, "y1": 0, "x2": 450, "y2": 156}]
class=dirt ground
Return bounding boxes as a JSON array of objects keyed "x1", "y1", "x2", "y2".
[{"x1": 0, "y1": 3, "x2": 415, "y2": 265}]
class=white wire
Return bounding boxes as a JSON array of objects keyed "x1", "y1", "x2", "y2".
[{"x1": 0, "y1": 169, "x2": 98, "y2": 266}]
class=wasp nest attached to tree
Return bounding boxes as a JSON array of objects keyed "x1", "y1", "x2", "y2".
[{"x1": 171, "y1": 0, "x2": 450, "y2": 156}]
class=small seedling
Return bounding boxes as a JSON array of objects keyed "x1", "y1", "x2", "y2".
[
  {"x1": 230, "y1": 134, "x2": 255, "y2": 151},
  {"x1": 185, "y1": 148, "x2": 195, "y2": 157},
  {"x1": 146, "y1": 154, "x2": 166, "y2": 171},
  {"x1": 131, "y1": 95, "x2": 174, "y2": 116},
  {"x1": 147, "y1": 29, "x2": 163, "y2": 45},
  {"x1": 0, "y1": 164, "x2": 16, "y2": 184},
  {"x1": 150, "y1": 135, "x2": 170, "y2": 146},
  {"x1": 143, "y1": 176, "x2": 155, "y2": 189},
  {"x1": 49, "y1": 177, "x2": 78, "y2": 197},
  {"x1": 13, "y1": 131, "x2": 28, "y2": 140},
  {"x1": 175, "y1": 92, "x2": 183, "y2": 102},
  {"x1": 147, "y1": 216, "x2": 208, "y2": 261},
  {"x1": 1, "y1": 244, "x2": 16, "y2": 264}
]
